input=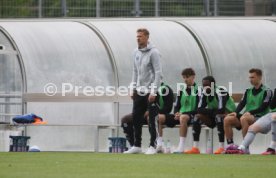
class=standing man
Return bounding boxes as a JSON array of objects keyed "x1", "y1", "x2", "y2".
[
  {"x1": 224, "y1": 68, "x2": 272, "y2": 152},
  {"x1": 121, "y1": 83, "x2": 174, "y2": 151},
  {"x1": 121, "y1": 112, "x2": 148, "y2": 148},
  {"x1": 124, "y1": 28, "x2": 163, "y2": 154}
]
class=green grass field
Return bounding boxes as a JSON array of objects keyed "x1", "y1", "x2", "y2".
[{"x1": 0, "y1": 152, "x2": 275, "y2": 178}]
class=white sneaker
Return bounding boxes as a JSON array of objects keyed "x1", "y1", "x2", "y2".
[
  {"x1": 123, "y1": 146, "x2": 142, "y2": 154},
  {"x1": 156, "y1": 145, "x2": 163, "y2": 153},
  {"x1": 173, "y1": 147, "x2": 184, "y2": 153},
  {"x1": 145, "y1": 146, "x2": 157, "y2": 155}
]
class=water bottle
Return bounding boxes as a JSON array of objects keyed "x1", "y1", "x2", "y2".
[
  {"x1": 161, "y1": 141, "x2": 165, "y2": 153},
  {"x1": 115, "y1": 139, "x2": 119, "y2": 153},
  {"x1": 108, "y1": 139, "x2": 112, "y2": 153},
  {"x1": 117, "y1": 139, "x2": 122, "y2": 153},
  {"x1": 206, "y1": 135, "x2": 213, "y2": 154},
  {"x1": 166, "y1": 139, "x2": 171, "y2": 154},
  {"x1": 112, "y1": 139, "x2": 116, "y2": 153}
]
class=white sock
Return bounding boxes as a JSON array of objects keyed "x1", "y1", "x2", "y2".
[
  {"x1": 238, "y1": 145, "x2": 246, "y2": 151},
  {"x1": 241, "y1": 131, "x2": 256, "y2": 149},
  {"x1": 269, "y1": 141, "x2": 276, "y2": 149},
  {"x1": 157, "y1": 137, "x2": 163, "y2": 146},
  {"x1": 177, "y1": 137, "x2": 186, "y2": 151},
  {"x1": 219, "y1": 142, "x2": 224, "y2": 148},
  {"x1": 193, "y1": 141, "x2": 199, "y2": 148}
]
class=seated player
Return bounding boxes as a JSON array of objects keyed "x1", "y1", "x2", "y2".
[
  {"x1": 224, "y1": 68, "x2": 272, "y2": 153},
  {"x1": 226, "y1": 88, "x2": 276, "y2": 154},
  {"x1": 167, "y1": 68, "x2": 201, "y2": 153},
  {"x1": 196, "y1": 76, "x2": 236, "y2": 154}
]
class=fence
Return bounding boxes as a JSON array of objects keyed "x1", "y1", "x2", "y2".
[{"x1": 0, "y1": 0, "x2": 275, "y2": 18}]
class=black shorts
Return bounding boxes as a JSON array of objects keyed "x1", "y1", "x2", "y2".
[
  {"x1": 163, "y1": 114, "x2": 194, "y2": 128},
  {"x1": 163, "y1": 114, "x2": 179, "y2": 128},
  {"x1": 199, "y1": 112, "x2": 216, "y2": 129}
]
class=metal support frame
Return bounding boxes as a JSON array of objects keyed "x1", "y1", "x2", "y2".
[
  {"x1": 96, "y1": 0, "x2": 100, "y2": 17},
  {"x1": 61, "y1": 0, "x2": 67, "y2": 17},
  {"x1": 214, "y1": 0, "x2": 218, "y2": 16},
  {"x1": 155, "y1": 0, "x2": 160, "y2": 17},
  {"x1": 38, "y1": 0, "x2": 42, "y2": 18},
  {"x1": 134, "y1": 0, "x2": 141, "y2": 17},
  {"x1": 273, "y1": 0, "x2": 276, "y2": 16},
  {"x1": 204, "y1": 0, "x2": 210, "y2": 16}
]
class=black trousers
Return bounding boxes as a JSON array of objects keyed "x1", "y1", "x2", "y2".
[
  {"x1": 132, "y1": 93, "x2": 159, "y2": 147},
  {"x1": 121, "y1": 113, "x2": 147, "y2": 147}
]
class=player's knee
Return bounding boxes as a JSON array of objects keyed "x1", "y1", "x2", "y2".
[
  {"x1": 272, "y1": 113, "x2": 276, "y2": 121},
  {"x1": 224, "y1": 116, "x2": 232, "y2": 125},
  {"x1": 241, "y1": 115, "x2": 254, "y2": 125},
  {"x1": 248, "y1": 125, "x2": 258, "y2": 134},
  {"x1": 158, "y1": 114, "x2": 165, "y2": 124},
  {"x1": 180, "y1": 114, "x2": 190, "y2": 120},
  {"x1": 179, "y1": 118, "x2": 185, "y2": 125},
  {"x1": 121, "y1": 114, "x2": 132, "y2": 125},
  {"x1": 158, "y1": 119, "x2": 162, "y2": 125},
  {"x1": 240, "y1": 116, "x2": 246, "y2": 123},
  {"x1": 225, "y1": 116, "x2": 238, "y2": 127},
  {"x1": 180, "y1": 115, "x2": 189, "y2": 125},
  {"x1": 240, "y1": 116, "x2": 249, "y2": 123}
]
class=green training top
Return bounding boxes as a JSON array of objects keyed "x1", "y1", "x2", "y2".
[
  {"x1": 245, "y1": 85, "x2": 269, "y2": 117},
  {"x1": 180, "y1": 84, "x2": 198, "y2": 113},
  {"x1": 158, "y1": 84, "x2": 167, "y2": 110},
  {"x1": 225, "y1": 96, "x2": 236, "y2": 113},
  {"x1": 206, "y1": 88, "x2": 236, "y2": 113},
  {"x1": 206, "y1": 95, "x2": 218, "y2": 109}
]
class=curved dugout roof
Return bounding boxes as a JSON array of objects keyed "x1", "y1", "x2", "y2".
[
  {"x1": 178, "y1": 19, "x2": 276, "y2": 92},
  {"x1": 0, "y1": 18, "x2": 276, "y2": 107},
  {"x1": 0, "y1": 21, "x2": 115, "y2": 93},
  {"x1": 88, "y1": 20, "x2": 207, "y2": 89},
  {"x1": 0, "y1": 28, "x2": 22, "y2": 93},
  {"x1": 0, "y1": 21, "x2": 117, "y2": 125},
  {"x1": 1, "y1": 19, "x2": 276, "y2": 96}
]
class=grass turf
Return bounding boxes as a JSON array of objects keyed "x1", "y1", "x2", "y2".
[{"x1": 0, "y1": 152, "x2": 275, "y2": 178}]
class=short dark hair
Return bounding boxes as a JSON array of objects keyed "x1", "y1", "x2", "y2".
[
  {"x1": 181, "y1": 68, "x2": 195, "y2": 77},
  {"x1": 202, "y1": 76, "x2": 216, "y2": 85},
  {"x1": 249, "y1": 68, "x2": 262, "y2": 76},
  {"x1": 137, "y1": 28, "x2": 149, "y2": 37}
]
